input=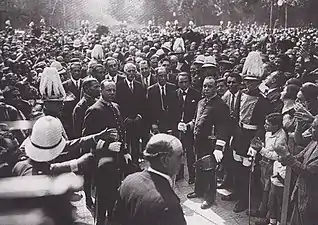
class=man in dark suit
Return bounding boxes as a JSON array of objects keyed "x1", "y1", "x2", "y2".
[
  {"x1": 104, "y1": 57, "x2": 125, "y2": 83},
  {"x1": 186, "y1": 76, "x2": 230, "y2": 209},
  {"x1": 136, "y1": 60, "x2": 157, "y2": 90},
  {"x1": 175, "y1": 72, "x2": 201, "y2": 184},
  {"x1": 113, "y1": 133, "x2": 186, "y2": 225},
  {"x1": 116, "y1": 63, "x2": 147, "y2": 163},
  {"x1": 82, "y1": 80, "x2": 131, "y2": 225},
  {"x1": 73, "y1": 78, "x2": 100, "y2": 139},
  {"x1": 146, "y1": 66, "x2": 178, "y2": 134},
  {"x1": 220, "y1": 72, "x2": 243, "y2": 191},
  {"x1": 62, "y1": 61, "x2": 83, "y2": 139}
]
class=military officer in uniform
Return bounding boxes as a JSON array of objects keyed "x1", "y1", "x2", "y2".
[
  {"x1": 185, "y1": 76, "x2": 230, "y2": 209},
  {"x1": 230, "y1": 52, "x2": 271, "y2": 213}
]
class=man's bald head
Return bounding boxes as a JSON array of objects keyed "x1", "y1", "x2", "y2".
[{"x1": 144, "y1": 134, "x2": 183, "y2": 177}]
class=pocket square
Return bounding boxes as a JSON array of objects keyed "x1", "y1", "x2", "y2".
[{"x1": 192, "y1": 100, "x2": 195, "y2": 103}]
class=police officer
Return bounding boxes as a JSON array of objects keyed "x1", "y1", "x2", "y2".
[{"x1": 185, "y1": 76, "x2": 230, "y2": 209}]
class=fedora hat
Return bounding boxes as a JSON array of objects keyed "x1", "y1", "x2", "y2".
[{"x1": 24, "y1": 116, "x2": 66, "y2": 162}]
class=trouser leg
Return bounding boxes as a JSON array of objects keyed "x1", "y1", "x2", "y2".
[{"x1": 95, "y1": 159, "x2": 120, "y2": 224}]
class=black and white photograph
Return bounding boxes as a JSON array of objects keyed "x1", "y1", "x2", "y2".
[{"x1": 1, "y1": 0, "x2": 318, "y2": 224}]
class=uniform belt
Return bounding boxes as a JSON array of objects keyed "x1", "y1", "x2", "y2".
[
  {"x1": 240, "y1": 122, "x2": 258, "y2": 130},
  {"x1": 261, "y1": 157, "x2": 274, "y2": 164}
]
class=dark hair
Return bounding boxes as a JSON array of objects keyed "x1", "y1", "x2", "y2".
[
  {"x1": 286, "y1": 78, "x2": 302, "y2": 87},
  {"x1": 226, "y1": 72, "x2": 242, "y2": 83},
  {"x1": 266, "y1": 113, "x2": 283, "y2": 127},
  {"x1": 177, "y1": 72, "x2": 191, "y2": 81},
  {"x1": 283, "y1": 84, "x2": 300, "y2": 100},
  {"x1": 301, "y1": 82, "x2": 318, "y2": 101}
]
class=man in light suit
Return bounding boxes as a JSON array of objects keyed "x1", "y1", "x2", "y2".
[
  {"x1": 116, "y1": 63, "x2": 147, "y2": 163},
  {"x1": 146, "y1": 66, "x2": 178, "y2": 134},
  {"x1": 113, "y1": 134, "x2": 186, "y2": 225}
]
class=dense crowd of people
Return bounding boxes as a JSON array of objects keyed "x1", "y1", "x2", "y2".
[{"x1": 1, "y1": 18, "x2": 318, "y2": 225}]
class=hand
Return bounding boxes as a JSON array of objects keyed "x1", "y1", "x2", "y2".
[
  {"x1": 247, "y1": 147, "x2": 257, "y2": 158},
  {"x1": 77, "y1": 153, "x2": 94, "y2": 170},
  {"x1": 178, "y1": 122, "x2": 187, "y2": 132},
  {"x1": 108, "y1": 141, "x2": 121, "y2": 152},
  {"x1": 250, "y1": 137, "x2": 263, "y2": 152},
  {"x1": 124, "y1": 154, "x2": 132, "y2": 164},
  {"x1": 96, "y1": 128, "x2": 117, "y2": 142},
  {"x1": 213, "y1": 150, "x2": 223, "y2": 163},
  {"x1": 273, "y1": 144, "x2": 290, "y2": 157},
  {"x1": 294, "y1": 111, "x2": 314, "y2": 123}
]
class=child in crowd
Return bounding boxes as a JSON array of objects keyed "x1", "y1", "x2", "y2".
[{"x1": 249, "y1": 113, "x2": 288, "y2": 225}]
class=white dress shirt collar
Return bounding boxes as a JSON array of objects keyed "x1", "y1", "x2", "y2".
[
  {"x1": 71, "y1": 77, "x2": 81, "y2": 88},
  {"x1": 148, "y1": 167, "x2": 173, "y2": 187}
]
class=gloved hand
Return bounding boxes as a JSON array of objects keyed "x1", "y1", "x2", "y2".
[
  {"x1": 247, "y1": 147, "x2": 257, "y2": 158},
  {"x1": 124, "y1": 154, "x2": 132, "y2": 164},
  {"x1": 108, "y1": 142, "x2": 121, "y2": 152},
  {"x1": 213, "y1": 150, "x2": 223, "y2": 163}
]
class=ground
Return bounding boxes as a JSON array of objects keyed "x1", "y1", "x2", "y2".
[{"x1": 73, "y1": 174, "x2": 259, "y2": 225}]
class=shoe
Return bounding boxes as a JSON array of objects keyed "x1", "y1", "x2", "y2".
[
  {"x1": 233, "y1": 201, "x2": 248, "y2": 213},
  {"x1": 187, "y1": 192, "x2": 201, "y2": 199},
  {"x1": 188, "y1": 178, "x2": 195, "y2": 185},
  {"x1": 254, "y1": 218, "x2": 270, "y2": 225},
  {"x1": 201, "y1": 201, "x2": 212, "y2": 209},
  {"x1": 221, "y1": 194, "x2": 237, "y2": 201}
]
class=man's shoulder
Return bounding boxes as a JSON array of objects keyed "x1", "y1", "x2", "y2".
[{"x1": 62, "y1": 79, "x2": 72, "y2": 86}]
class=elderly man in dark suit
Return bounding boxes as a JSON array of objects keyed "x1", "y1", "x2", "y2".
[
  {"x1": 175, "y1": 72, "x2": 201, "y2": 184},
  {"x1": 82, "y1": 80, "x2": 131, "y2": 225},
  {"x1": 104, "y1": 57, "x2": 125, "y2": 84},
  {"x1": 116, "y1": 63, "x2": 146, "y2": 163},
  {"x1": 146, "y1": 66, "x2": 178, "y2": 134},
  {"x1": 113, "y1": 133, "x2": 186, "y2": 225},
  {"x1": 62, "y1": 61, "x2": 83, "y2": 139},
  {"x1": 186, "y1": 76, "x2": 230, "y2": 209}
]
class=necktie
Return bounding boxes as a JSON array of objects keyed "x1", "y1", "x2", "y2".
[
  {"x1": 144, "y1": 78, "x2": 148, "y2": 89},
  {"x1": 230, "y1": 93, "x2": 235, "y2": 112},
  {"x1": 129, "y1": 82, "x2": 134, "y2": 92},
  {"x1": 161, "y1": 86, "x2": 166, "y2": 111},
  {"x1": 112, "y1": 77, "x2": 115, "y2": 82}
]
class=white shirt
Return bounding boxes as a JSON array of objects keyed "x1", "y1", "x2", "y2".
[
  {"x1": 71, "y1": 77, "x2": 81, "y2": 88},
  {"x1": 180, "y1": 88, "x2": 189, "y2": 101},
  {"x1": 148, "y1": 167, "x2": 173, "y2": 187},
  {"x1": 159, "y1": 84, "x2": 166, "y2": 95},
  {"x1": 144, "y1": 76, "x2": 151, "y2": 87},
  {"x1": 106, "y1": 74, "x2": 117, "y2": 83},
  {"x1": 126, "y1": 78, "x2": 134, "y2": 91}
]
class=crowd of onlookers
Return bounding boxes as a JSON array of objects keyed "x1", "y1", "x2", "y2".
[{"x1": 1, "y1": 18, "x2": 318, "y2": 225}]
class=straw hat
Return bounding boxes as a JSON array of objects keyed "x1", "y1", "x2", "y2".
[
  {"x1": 194, "y1": 55, "x2": 206, "y2": 65},
  {"x1": 202, "y1": 55, "x2": 217, "y2": 68},
  {"x1": 24, "y1": 116, "x2": 66, "y2": 162}
]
